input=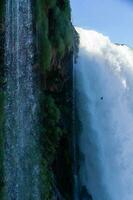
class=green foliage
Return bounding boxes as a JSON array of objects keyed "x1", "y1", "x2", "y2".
[
  {"x1": 36, "y1": 0, "x2": 52, "y2": 71},
  {"x1": 37, "y1": 7, "x2": 48, "y2": 34},
  {"x1": 36, "y1": 0, "x2": 73, "y2": 72},
  {"x1": 40, "y1": 35, "x2": 52, "y2": 71},
  {"x1": 45, "y1": 96, "x2": 60, "y2": 121},
  {"x1": 41, "y1": 160, "x2": 54, "y2": 199},
  {"x1": 36, "y1": 0, "x2": 73, "y2": 198},
  {"x1": 49, "y1": 5, "x2": 72, "y2": 57},
  {"x1": 45, "y1": 0, "x2": 57, "y2": 9},
  {"x1": 40, "y1": 95, "x2": 62, "y2": 199},
  {"x1": 57, "y1": 0, "x2": 71, "y2": 19},
  {"x1": 43, "y1": 95, "x2": 62, "y2": 162}
]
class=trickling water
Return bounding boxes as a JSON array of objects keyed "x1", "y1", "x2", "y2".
[
  {"x1": 4, "y1": 0, "x2": 40, "y2": 199},
  {"x1": 75, "y1": 27, "x2": 133, "y2": 200}
]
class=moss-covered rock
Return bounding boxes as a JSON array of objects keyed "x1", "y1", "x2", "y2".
[
  {"x1": 35, "y1": 0, "x2": 76, "y2": 199},
  {"x1": 36, "y1": 0, "x2": 73, "y2": 72}
]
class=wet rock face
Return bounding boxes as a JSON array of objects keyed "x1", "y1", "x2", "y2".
[{"x1": 4, "y1": 0, "x2": 41, "y2": 199}]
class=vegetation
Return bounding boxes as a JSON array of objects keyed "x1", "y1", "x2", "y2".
[
  {"x1": 0, "y1": 0, "x2": 76, "y2": 199},
  {"x1": 35, "y1": 0, "x2": 75, "y2": 199},
  {"x1": 39, "y1": 59, "x2": 73, "y2": 199},
  {"x1": 40, "y1": 95, "x2": 62, "y2": 199},
  {"x1": 36, "y1": 0, "x2": 73, "y2": 71}
]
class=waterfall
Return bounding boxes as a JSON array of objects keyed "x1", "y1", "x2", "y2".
[
  {"x1": 75, "y1": 27, "x2": 133, "y2": 200},
  {"x1": 4, "y1": 0, "x2": 40, "y2": 199}
]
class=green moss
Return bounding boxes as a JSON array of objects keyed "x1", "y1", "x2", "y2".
[
  {"x1": 36, "y1": 0, "x2": 52, "y2": 71},
  {"x1": 36, "y1": 0, "x2": 73, "y2": 72},
  {"x1": 36, "y1": 0, "x2": 74, "y2": 198},
  {"x1": 43, "y1": 95, "x2": 62, "y2": 162},
  {"x1": 49, "y1": 6, "x2": 72, "y2": 55},
  {"x1": 41, "y1": 160, "x2": 54, "y2": 199},
  {"x1": 45, "y1": 96, "x2": 60, "y2": 121},
  {"x1": 40, "y1": 36, "x2": 52, "y2": 71},
  {"x1": 56, "y1": 0, "x2": 71, "y2": 19},
  {"x1": 44, "y1": 0, "x2": 57, "y2": 9},
  {"x1": 40, "y1": 95, "x2": 63, "y2": 199}
]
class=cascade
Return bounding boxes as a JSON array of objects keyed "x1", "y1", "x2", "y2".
[
  {"x1": 75, "y1": 27, "x2": 133, "y2": 200},
  {"x1": 4, "y1": 0, "x2": 40, "y2": 199}
]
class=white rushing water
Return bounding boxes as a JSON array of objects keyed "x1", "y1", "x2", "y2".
[
  {"x1": 75, "y1": 27, "x2": 133, "y2": 200},
  {"x1": 4, "y1": 0, "x2": 40, "y2": 199}
]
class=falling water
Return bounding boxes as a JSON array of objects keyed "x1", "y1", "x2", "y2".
[
  {"x1": 75, "y1": 27, "x2": 133, "y2": 200},
  {"x1": 4, "y1": 0, "x2": 40, "y2": 199}
]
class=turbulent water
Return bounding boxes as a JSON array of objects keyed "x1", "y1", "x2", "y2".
[
  {"x1": 75, "y1": 27, "x2": 133, "y2": 200},
  {"x1": 4, "y1": 0, "x2": 40, "y2": 199}
]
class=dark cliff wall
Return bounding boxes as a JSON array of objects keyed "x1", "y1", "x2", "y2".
[{"x1": 35, "y1": 0, "x2": 77, "y2": 199}]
